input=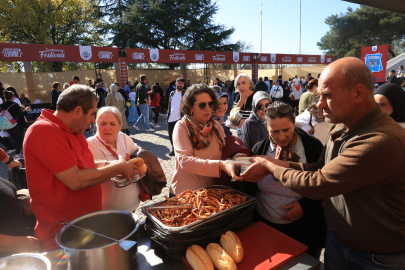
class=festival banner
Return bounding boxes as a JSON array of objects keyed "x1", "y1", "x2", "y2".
[
  {"x1": 0, "y1": 43, "x2": 119, "y2": 62},
  {"x1": 361, "y1": 45, "x2": 389, "y2": 82},
  {"x1": 119, "y1": 57, "x2": 128, "y2": 86},
  {"x1": 255, "y1": 54, "x2": 334, "y2": 65}
]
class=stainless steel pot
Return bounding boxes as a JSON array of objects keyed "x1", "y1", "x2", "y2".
[
  {"x1": 55, "y1": 210, "x2": 140, "y2": 270},
  {"x1": 0, "y1": 253, "x2": 51, "y2": 270}
]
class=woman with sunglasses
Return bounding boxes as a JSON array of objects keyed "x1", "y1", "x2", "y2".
[
  {"x1": 240, "y1": 91, "x2": 272, "y2": 150},
  {"x1": 245, "y1": 102, "x2": 327, "y2": 259},
  {"x1": 169, "y1": 84, "x2": 237, "y2": 196}
]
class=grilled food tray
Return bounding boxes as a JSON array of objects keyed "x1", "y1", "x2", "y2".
[{"x1": 141, "y1": 185, "x2": 256, "y2": 232}]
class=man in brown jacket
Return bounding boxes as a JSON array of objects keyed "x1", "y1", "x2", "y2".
[{"x1": 237, "y1": 57, "x2": 405, "y2": 269}]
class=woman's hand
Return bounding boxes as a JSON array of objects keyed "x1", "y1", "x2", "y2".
[
  {"x1": 219, "y1": 160, "x2": 242, "y2": 181},
  {"x1": 281, "y1": 201, "x2": 304, "y2": 222},
  {"x1": 118, "y1": 155, "x2": 141, "y2": 182},
  {"x1": 240, "y1": 88, "x2": 254, "y2": 101},
  {"x1": 240, "y1": 157, "x2": 274, "y2": 182}
]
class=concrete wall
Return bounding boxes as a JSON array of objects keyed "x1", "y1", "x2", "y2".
[{"x1": 0, "y1": 65, "x2": 327, "y2": 103}]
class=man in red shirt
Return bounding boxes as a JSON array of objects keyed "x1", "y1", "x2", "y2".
[{"x1": 23, "y1": 85, "x2": 141, "y2": 251}]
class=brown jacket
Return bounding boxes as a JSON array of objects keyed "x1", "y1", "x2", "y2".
[{"x1": 274, "y1": 105, "x2": 405, "y2": 253}]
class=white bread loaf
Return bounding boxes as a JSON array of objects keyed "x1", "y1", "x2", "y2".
[
  {"x1": 186, "y1": 245, "x2": 214, "y2": 270},
  {"x1": 206, "y1": 243, "x2": 237, "y2": 270},
  {"x1": 220, "y1": 231, "x2": 244, "y2": 264},
  {"x1": 234, "y1": 157, "x2": 252, "y2": 162}
]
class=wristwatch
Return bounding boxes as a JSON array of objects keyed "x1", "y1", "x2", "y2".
[{"x1": 4, "y1": 156, "x2": 14, "y2": 165}]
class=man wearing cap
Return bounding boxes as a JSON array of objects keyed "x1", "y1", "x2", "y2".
[
  {"x1": 23, "y1": 85, "x2": 141, "y2": 251},
  {"x1": 167, "y1": 77, "x2": 186, "y2": 156}
]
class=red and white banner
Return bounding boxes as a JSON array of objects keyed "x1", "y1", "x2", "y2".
[
  {"x1": 361, "y1": 45, "x2": 389, "y2": 83},
  {"x1": 126, "y1": 48, "x2": 253, "y2": 64},
  {"x1": 0, "y1": 43, "x2": 119, "y2": 62},
  {"x1": 255, "y1": 53, "x2": 334, "y2": 65}
]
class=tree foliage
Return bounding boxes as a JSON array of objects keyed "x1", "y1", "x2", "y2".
[
  {"x1": 317, "y1": 6, "x2": 405, "y2": 59},
  {"x1": 110, "y1": 0, "x2": 238, "y2": 52}
]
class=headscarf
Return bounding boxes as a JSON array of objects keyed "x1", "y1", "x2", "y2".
[
  {"x1": 183, "y1": 115, "x2": 225, "y2": 151},
  {"x1": 110, "y1": 84, "x2": 123, "y2": 102},
  {"x1": 374, "y1": 83, "x2": 405, "y2": 122},
  {"x1": 251, "y1": 91, "x2": 272, "y2": 124}
]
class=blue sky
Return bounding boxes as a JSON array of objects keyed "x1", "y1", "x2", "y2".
[{"x1": 213, "y1": 0, "x2": 361, "y2": 55}]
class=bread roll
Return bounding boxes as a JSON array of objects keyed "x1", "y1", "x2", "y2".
[
  {"x1": 139, "y1": 164, "x2": 147, "y2": 174},
  {"x1": 234, "y1": 157, "x2": 252, "y2": 162},
  {"x1": 128, "y1": 157, "x2": 144, "y2": 166},
  {"x1": 186, "y1": 245, "x2": 214, "y2": 270},
  {"x1": 220, "y1": 231, "x2": 244, "y2": 264},
  {"x1": 206, "y1": 243, "x2": 237, "y2": 270}
]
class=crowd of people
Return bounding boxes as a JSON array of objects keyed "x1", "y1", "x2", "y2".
[{"x1": 1, "y1": 58, "x2": 405, "y2": 269}]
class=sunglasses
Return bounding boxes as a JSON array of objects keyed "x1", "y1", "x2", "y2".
[
  {"x1": 257, "y1": 103, "x2": 271, "y2": 111},
  {"x1": 265, "y1": 104, "x2": 291, "y2": 116},
  {"x1": 197, "y1": 101, "x2": 215, "y2": 110}
]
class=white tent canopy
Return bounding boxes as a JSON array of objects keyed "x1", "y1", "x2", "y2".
[{"x1": 386, "y1": 52, "x2": 405, "y2": 77}]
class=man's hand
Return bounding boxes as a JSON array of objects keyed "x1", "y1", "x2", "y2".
[
  {"x1": 117, "y1": 155, "x2": 141, "y2": 182},
  {"x1": 144, "y1": 99, "x2": 148, "y2": 103},
  {"x1": 8, "y1": 160, "x2": 22, "y2": 170},
  {"x1": 281, "y1": 201, "x2": 304, "y2": 222},
  {"x1": 16, "y1": 236, "x2": 42, "y2": 253},
  {"x1": 240, "y1": 157, "x2": 275, "y2": 182},
  {"x1": 219, "y1": 160, "x2": 242, "y2": 181}
]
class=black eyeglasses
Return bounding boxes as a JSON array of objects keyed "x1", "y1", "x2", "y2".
[
  {"x1": 197, "y1": 101, "x2": 215, "y2": 110},
  {"x1": 265, "y1": 103, "x2": 291, "y2": 116},
  {"x1": 257, "y1": 103, "x2": 271, "y2": 111}
]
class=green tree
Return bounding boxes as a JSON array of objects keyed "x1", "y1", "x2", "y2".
[
  {"x1": 110, "y1": 0, "x2": 239, "y2": 68},
  {"x1": 317, "y1": 6, "x2": 405, "y2": 59},
  {"x1": 0, "y1": 0, "x2": 104, "y2": 72}
]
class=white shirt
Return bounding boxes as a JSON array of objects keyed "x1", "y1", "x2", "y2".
[
  {"x1": 168, "y1": 91, "x2": 182, "y2": 122},
  {"x1": 256, "y1": 135, "x2": 306, "y2": 224},
  {"x1": 270, "y1": 85, "x2": 283, "y2": 98},
  {"x1": 87, "y1": 132, "x2": 140, "y2": 212},
  {"x1": 129, "y1": 92, "x2": 136, "y2": 101}
]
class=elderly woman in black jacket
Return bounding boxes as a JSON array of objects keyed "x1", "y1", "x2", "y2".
[
  {"x1": 241, "y1": 102, "x2": 327, "y2": 259},
  {"x1": 240, "y1": 91, "x2": 271, "y2": 149}
]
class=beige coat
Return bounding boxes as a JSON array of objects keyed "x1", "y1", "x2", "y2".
[{"x1": 105, "y1": 92, "x2": 128, "y2": 129}]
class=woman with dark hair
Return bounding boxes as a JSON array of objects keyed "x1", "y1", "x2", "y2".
[
  {"x1": 241, "y1": 102, "x2": 327, "y2": 258},
  {"x1": 298, "y1": 79, "x2": 318, "y2": 115},
  {"x1": 169, "y1": 84, "x2": 239, "y2": 196},
  {"x1": 50, "y1": 82, "x2": 61, "y2": 110},
  {"x1": 374, "y1": 83, "x2": 405, "y2": 122},
  {"x1": 148, "y1": 85, "x2": 161, "y2": 128},
  {"x1": 213, "y1": 77, "x2": 221, "y2": 87},
  {"x1": 0, "y1": 90, "x2": 30, "y2": 158},
  {"x1": 6, "y1": 87, "x2": 21, "y2": 105},
  {"x1": 282, "y1": 81, "x2": 291, "y2": 104}
]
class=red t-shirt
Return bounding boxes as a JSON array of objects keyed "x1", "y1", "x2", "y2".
[{"x1": 23, "y1": 109, "x2": 101, "y2": 251}]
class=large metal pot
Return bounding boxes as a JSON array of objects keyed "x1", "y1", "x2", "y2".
[
  {"x1": 0, "y1": 253, "x2": 51, "y2": 270},
  {"x1": 55, "y1": 210, "x2": 140, "y2": 270}
]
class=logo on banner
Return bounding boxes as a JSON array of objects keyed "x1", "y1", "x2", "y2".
[
  {"x1": 365, "y1": 54, "x2": 383, "y2": 73},
  {"x1": 260, "y1": 56, "x2": 268, "y2": 62},
  {"x1": 212, "y1": 54, "x2": 225, "y2": 61},
  {"x1": 132, "y1": 52, "x2": 145, "y2": 60},
  {"x1": 169, "y1": 52, "x2": 185, "y2": 61},
  {"x1": 297, "y1": 57, "x2": 303, "y2": 63},
  {"x1": 233, "y1": 52, "x2": 239, "y2": 63},
  {"x1": 1, "y1": 48, "x2": 23, "y2": 58},
  {"x1": 372, "y1": 46, "x2": 377, "y2": 51},
  {"x1": 282, "y1": 57, "x2": 291, "y2": 63},
  {"x1": 242, "y1": 55, "x2": 250, "y2": 61},
  {"x1": 79, "y1": 46, "x2": 92, "y2": 60},
  {"x1": 271, "y1": 54, "x2": 276, "y2": 63},
  {"x1": 321, "y1": 55, "x2": 325, "y2": 64},
  {"x1": 149, "y1": 49, "x2": 159, "y2": 62},
  {"x1": 308, "y1": 57, "x2": 316, "y2": 63},
  {"x1": 98, "y1": 51, "x2": 113, "y2": 59},
  {"x1": 194, "y1": 54, "x2": 204, "y2": 61},
  {"x1": 39, "y1": 48, "x2": 65, "y2": 59},
  {"x1": 327, "y1": 58, "x2": 332, "y2": 63}
]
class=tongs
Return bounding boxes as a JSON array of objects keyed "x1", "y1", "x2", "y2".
[{"x1": 147, "y1": 204, "x2": 193, "y2": 211}]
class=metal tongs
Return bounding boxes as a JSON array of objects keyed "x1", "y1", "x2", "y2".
[{"x1": 146, "y1": 204, "x2": 193, "y2": 211}]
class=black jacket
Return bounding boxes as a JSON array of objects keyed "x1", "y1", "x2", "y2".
[
  {"x1": 387, "y1": 75, "x2": 402, "y2": 87},
  {"x1": 254, "y1": 81, "x2": 268, "y2": 92},
  {"x1": 167, "y1": 89, "x2": 186, "y2": 122},
  {"x1": 51, "y1": 89, "x2": 60, "y2": 110},
  {"x1": 0, "y1": 101, "x2": 27, "y2": 128},
  {"x1": 247, "y1": 127, "x2": 327, "y2": 248}
]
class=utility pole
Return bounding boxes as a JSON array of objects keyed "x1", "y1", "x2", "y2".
[
  {"x1": 260, "y1": 4, "x2": 263, "y2": 54},
  {"x1": 299, "y1": 0, "x2": 301, "y2": 54}
]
